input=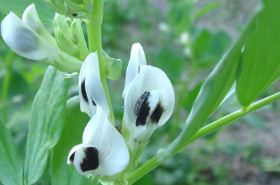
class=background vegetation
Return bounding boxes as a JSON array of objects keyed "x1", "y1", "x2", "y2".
[{"x1": 0, "y1": 0, "x2": 279, "y2": 184}]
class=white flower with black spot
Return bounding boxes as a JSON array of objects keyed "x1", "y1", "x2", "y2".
[
  {"x1": 1, "y1": 4, "x2": 82, "y2": 72},
  {"x1": 123, "y1": 43, "x2": 175, "y2": 143},
  {"x1": 67, "y1": 53, "x2": 129, "y2": 176}
]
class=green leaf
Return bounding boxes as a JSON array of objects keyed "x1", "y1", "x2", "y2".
[
  {"x1": 0, "y1": 121, "x2": 23, "y2": 185},
  {"x1": 51, "y1": 96, "x2": 93, "y2": 185},
  {"x1": 181, "y1": 44, "x2": 241, "y2": 143},
  {"x1": 236, "y1": 0, "x2": 280, "y2": 106},
  {"x1": 167, "y1": 10, "x2": 260, "y2": 152},
  {"x1": 0, "y1": 0, "x2": 54, "y2": 24},
  {"x1": 24, "y1": 66, "x2": 69, "y2": 185}
]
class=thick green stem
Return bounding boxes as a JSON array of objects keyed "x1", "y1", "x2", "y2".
[
  {"x1": 86, "y1": 0, "x2": 115, "y2": 122},
  {"x1": 127, "y1": 91, "x2": 280, "y2": 184}
]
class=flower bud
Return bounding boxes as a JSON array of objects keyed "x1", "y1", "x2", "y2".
[
  {"x1": 53, "y1": 14, "x2": 88, "y2": 60},
  {"x1": 53, "y1": 14, "x2": 79, "y2": 57}
]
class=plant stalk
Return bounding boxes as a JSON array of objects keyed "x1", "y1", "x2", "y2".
[{"x1": 86, "y1": 0, "x2": 115, "y2": 122}]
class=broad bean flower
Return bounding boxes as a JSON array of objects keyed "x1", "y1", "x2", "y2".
[
  {"x1": 1, "y1": 4, "x2": 82, "y2": 72},
  {"x1": 67, "y1": 53, "x2": 129, "y2": 176},
  {"x1": 123, "y1": 43, "x2": 175, "y2": 148}
]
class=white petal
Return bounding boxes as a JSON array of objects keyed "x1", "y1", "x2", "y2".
[
  {"x1": 124, "y1": 65, "x2": 175, "y2": 140},
  {"x1": 78, "y1": 52, "x2": 109, "y2": 116},
  {"x1": 72, "y1": 144, "x2": 100, "y2": 176},
  {"x1": 22, "y1": 4, "x2": 42, "y2": 32},
  {"x1": 78, "y1": 55, "x2": 95, "y2": 116},
  {"x1": 82, "y1": 109, "x2": 105, "y2": 144},
  {"x1": 67, "y1": 144, "x2": 82, "y2": 165},
  {"x1": 76, "y1": 110, "x2": 129, "y2": 176},
  {"x1": 1, "y1": 12, "x2": 47, "y2": 60},
  {"x1": 147, "y1": 90, "x2": 160, "y2": 114},
  {"x1": 85, "y1": 53, "x2": 109, "y2": 114},
  {"x1": 22, "y1": 4, "x2": 57, "y2": 47},
  {"x1": 123, "y1": 43, "x2": 147, "y2": 98}
]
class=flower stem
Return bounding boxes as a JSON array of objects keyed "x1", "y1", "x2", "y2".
[
  {"x1": 127, "y1": 91, "x2": 280, "y2": 184},
  {"x1": 86, "y1": 0, "x2": 115, "y2": 122}
]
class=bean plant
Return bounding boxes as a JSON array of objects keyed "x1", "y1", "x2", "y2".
[{"x1": 0, "y1": 0, "x2": 279, "y2": 185}]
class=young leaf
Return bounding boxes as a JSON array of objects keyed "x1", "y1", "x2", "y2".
[
  {"x1": 51, "y1": 97, "x2": 93, "y2": 185},
  {"x1": 24, "y1": 66, "x2": 69, "y2": 185},
  {"x1": 0, "y1": 121, "x2": 23, "y2": 185},
  {"x1": 236, "y1": 0, "x2": 280, "y2": 106}
]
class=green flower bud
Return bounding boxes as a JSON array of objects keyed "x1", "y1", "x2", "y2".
[
  {"x1": 53, "y1": 15, "x2": 78, "y2": 56},
  {"x1": 69, "y1": 20, "x2": 88, "y2": 59},
  {"x1": 53, "y1": 14, "x2": 88, "y2": 60}
]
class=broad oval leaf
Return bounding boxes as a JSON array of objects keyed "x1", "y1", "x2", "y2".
[
  {"x1": 0, "y1": 121, "x2": 23, "y2": 185},
  {"x1": 236, "y1": 0, "x2": 280, "y2": 106},
  {"x1": 51, "y1": 96, "x2": 93, "y2": 185},
  {"x1": 24, "y1": 66, "x2": 69, "y2": 185}
]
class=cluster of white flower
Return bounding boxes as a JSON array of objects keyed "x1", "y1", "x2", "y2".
[{"x1": 1, "y1": 4, "x2": 175, "y2": 178}]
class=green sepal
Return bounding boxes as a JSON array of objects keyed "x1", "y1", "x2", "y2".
[
  {"x1": 69, "y1": 20, "x2": 89, "y2": 59},
  {"x1": 103, "y1": 50, "x2": 123, "y2": 81}
]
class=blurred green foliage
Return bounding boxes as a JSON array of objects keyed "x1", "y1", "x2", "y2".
[{"x1": 0, "y1": 0, "x2": 279, "y2": 185}]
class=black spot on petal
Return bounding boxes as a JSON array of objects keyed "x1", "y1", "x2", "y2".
[
  {"x1": 151, "y1": 103, "x2": 164, "y2": 123},
  {"x1": 134, "y1": 91, "x2": 151, "y2": 126},
  {"x1": 80, "y1": 147, "x2": 99, "y2": 172},
  {"x1": 69, "y1": 152, "x2": 75, "y2": 163},
  {"x1": 91, "y1": 97, "x2": 96, "y2": 106},
  {"x1": 72, "y1": 13, "x2": 78, "y2": 17},
  {"x1": 81, "y1": 80, "x2": 88, "y2": 103}
]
